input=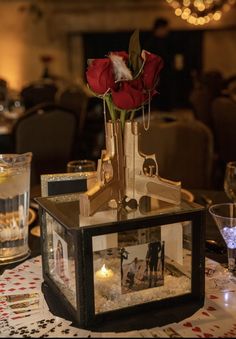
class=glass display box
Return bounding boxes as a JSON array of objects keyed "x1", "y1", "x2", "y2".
[{"x1": 37, "y1": 194, "x2": 205, "y2": 329}]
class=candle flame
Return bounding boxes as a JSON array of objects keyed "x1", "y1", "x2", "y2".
[
  {"x1": 96, "y1": 264, "x2": 113, "y2": 279},
  {"x1": 101, "y1": 264, "x2": 108, "y2": 275}
]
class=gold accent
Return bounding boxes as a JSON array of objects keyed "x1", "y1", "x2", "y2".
[
  {"x1": 79, "y1": 120, "x2": 125, "y2": 217},
  {"x1": 124, "y1": 120, "x2": 181, "y2": 206},
  {"x1": 80, "y1": 120, "x2": 181, "y2": 217}
]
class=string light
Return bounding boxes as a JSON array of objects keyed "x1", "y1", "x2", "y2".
[{"x1": 166, "y1": 0, "x2": 235, "y2": 25}]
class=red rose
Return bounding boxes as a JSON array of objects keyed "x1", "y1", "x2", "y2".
[
  {"x1": 130, "y1": 77, "x2": 144, "y2": 91},
  {"x1": 142, "y1": 51, "x2": 164, "y2": 90},
  {"x1": 86, "y1": 58, "x2": 115, "y2": 95},
  {"x1": 112, "y1": 81, "x2": 147, "y2": 110}
]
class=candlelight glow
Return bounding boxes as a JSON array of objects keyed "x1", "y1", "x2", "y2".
[
  {"x1": 95, "y1": 264, "x2": 114, "y2": 280},
  {"x1": 101, "y1": 264, "x2": 108, "y2": 276}
]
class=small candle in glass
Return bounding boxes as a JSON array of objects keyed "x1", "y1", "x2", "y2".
[{"x1": 95, "y1": 264, "x2": 114, "y2": 280}]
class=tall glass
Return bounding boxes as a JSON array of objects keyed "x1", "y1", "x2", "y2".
[
  {"x1": 67, "y1": 160, "x2": 96, "y2": 173},
  {"x1": 224, "y1": 161, "x2": 236, "y2": 202},
  {"x1": 0, "y1": 153, "x2": 32, "y2": 265},
  {"x1": 209, "y1": 203, "x2": 236, "y2": 272}
]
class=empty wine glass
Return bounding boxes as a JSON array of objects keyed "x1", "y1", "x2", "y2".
[
  {"x1": 224, "y1": 162, "x2": 236, "y2": 202},
  {"x1": 209, "y1": 203, "x2": 236, "y2": 272},
  {"x1": 67, "y1": 160, "x2": 96, "y2": 173}
]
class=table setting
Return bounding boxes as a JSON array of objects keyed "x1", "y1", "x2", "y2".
[
  {"x1": 1, "y1": 255, "x2": 236, "y2": 337},
  {"x1": 1, "y1": 30, "x2": 236, "y2": 338}
]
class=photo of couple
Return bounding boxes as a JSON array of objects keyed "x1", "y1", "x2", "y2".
[{"x1": 121, "y1": 241, "x2": 164, "y2": 294}]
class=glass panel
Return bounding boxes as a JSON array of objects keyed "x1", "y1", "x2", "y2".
[
  {"x1": 37, "y1": 193, "x2": 202, "y2": 229},
  {"x1": 92, "y1": 221, "x2": 192, "y2": 314},
  {"x1": 43, "y1": 212, "x2": 77, "y2": 309}
]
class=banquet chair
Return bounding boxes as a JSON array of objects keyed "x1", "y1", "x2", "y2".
[
  {"x1": 190, "y1": 71, "x2": 223, "y2": 128},
  {"x1": 13, "y1": 103, "x2": 77, "y2": 186},
  {"x1": 21, "y1": 81, "x2": 58, "y2": 110},
  {"x1": 189, "y1": 87, "x2": 213, "y2": 127},
  {"x1": 139, "y1": 120, "x2": 214, "y2": 189},
  {"x1": 212, "y1": 97, "x2": 236, "y2": 163},
  {"x1": 58, "y1": 85, "x2": 89, "y2": 133}
]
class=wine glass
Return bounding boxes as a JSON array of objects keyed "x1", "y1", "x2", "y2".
[
  {"x1": 209, "y1": 203, "x2": 236, "y2": 273},
  {"x1": 67, "y1": 160, "x2": 96, "y2": 173},
  {"x1": 224, "y1": 161, "x2": 236, "y2": 202}
]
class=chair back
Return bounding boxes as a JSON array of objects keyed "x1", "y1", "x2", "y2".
[
  {"x1": 59, "y1": 85, "x2": 88, "y2": 133},
  {"x1": 21, "y1": 81, "x2": 58, "y2": 109},
  {"x1": 212, "y1": 97, "x2": 236, "y2": 163},
  {"x1": 189, "y1": 87, "x2": 213, "y2": 126},
  {"x1": 140, "y1": 120, "x2": 214, "y2": 189},
  {"x1": 190, "y1": 71, "x2": 223, "y2": 128},
  {"x1": 14, "y1": 104, "x2": 77, "y2": 185}
]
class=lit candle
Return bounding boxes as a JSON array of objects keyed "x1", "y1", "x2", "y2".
[{"x1": 95, "y1": 264, "x2": 114, "y2": 280}]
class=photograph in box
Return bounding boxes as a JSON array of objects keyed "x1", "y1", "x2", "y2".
[{"x1": 92, "y1": 222, "x2": 192, "y2": 314}]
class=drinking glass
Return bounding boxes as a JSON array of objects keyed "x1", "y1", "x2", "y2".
[
  {"x1": 224, "y1": 161, "x2": 236, "y2": 202},
  {"x1": 0, "y1": 153, "x2": 32, "y2": 265},
  {"x1": 67, "y1": 160, "x2": 96, "y2": 173},
  {"x1": 209, "y1": 203, "x2": 236, "y2": 272}
]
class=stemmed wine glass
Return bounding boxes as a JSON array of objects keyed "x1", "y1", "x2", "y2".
[
  {"x1": 209, "y1": 203, "x2": 236, "y2": 273},
  {"x1": 224, "y1": 161, "x2": 236, "y2": 202},
  {"x1": 208, "y1": 162, "x2": 236, "y2": 273}
]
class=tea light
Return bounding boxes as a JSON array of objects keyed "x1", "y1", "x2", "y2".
[{"x1": 95, "y1": 264, "x2": 114, "y2": 280}]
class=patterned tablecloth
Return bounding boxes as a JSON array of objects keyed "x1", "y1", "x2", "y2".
[{"x1": 1, "y1": 256, "x2": 236, "y2": 338}]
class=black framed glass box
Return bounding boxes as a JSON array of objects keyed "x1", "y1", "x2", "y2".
[{"x1": 36, "y1": 194, "x2": 205, "y2": 329}]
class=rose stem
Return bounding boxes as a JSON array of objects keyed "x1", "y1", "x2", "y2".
[
  {"x1": 105, "y1": 95, "x2": 116, "y2": 122},
  {"x1": 120, "y1": 109, "x2": 126, "y2": 130},
  {"x1": 130, "y1": 110, "x2": 135, "y2": 120}
]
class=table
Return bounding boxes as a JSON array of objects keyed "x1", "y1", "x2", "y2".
[
  {"x1": 0, "y1": 190, "x2": 233, "y2": 338},
  {"x1": 1, "y1": 255, "x2": 236, "y2": 337}
]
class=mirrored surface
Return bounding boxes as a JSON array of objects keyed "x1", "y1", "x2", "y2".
[{"x1": 37, "y1": 193, "x2": 202, "y2": 229}]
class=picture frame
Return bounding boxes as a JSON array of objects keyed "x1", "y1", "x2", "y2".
[{"x1": 41, "y1": 172, "x2": 97, "y2": 197}]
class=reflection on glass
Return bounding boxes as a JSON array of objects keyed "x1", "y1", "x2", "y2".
[
  {"x1": 45, "y1": 214, "x2": 77, "y2": 308},
  {"x1": 93, "y1": 222, "x2": 192, "y2": 314}
]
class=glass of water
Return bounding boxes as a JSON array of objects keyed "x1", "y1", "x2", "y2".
[
  {"x1": 0, "y1": 153, "x2": 32, "y2": 265},
  {"x1": 224, "y1": 161, "x2": 236, "y2": 202}
]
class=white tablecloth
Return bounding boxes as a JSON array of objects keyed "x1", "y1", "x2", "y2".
[{"x1": 1, "y1": 256, "x2": 236, "y2": 338}]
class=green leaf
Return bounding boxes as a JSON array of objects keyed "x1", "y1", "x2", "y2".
[{"x1": 128, "y1": 29, "x2": 142, "y2": 76}]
